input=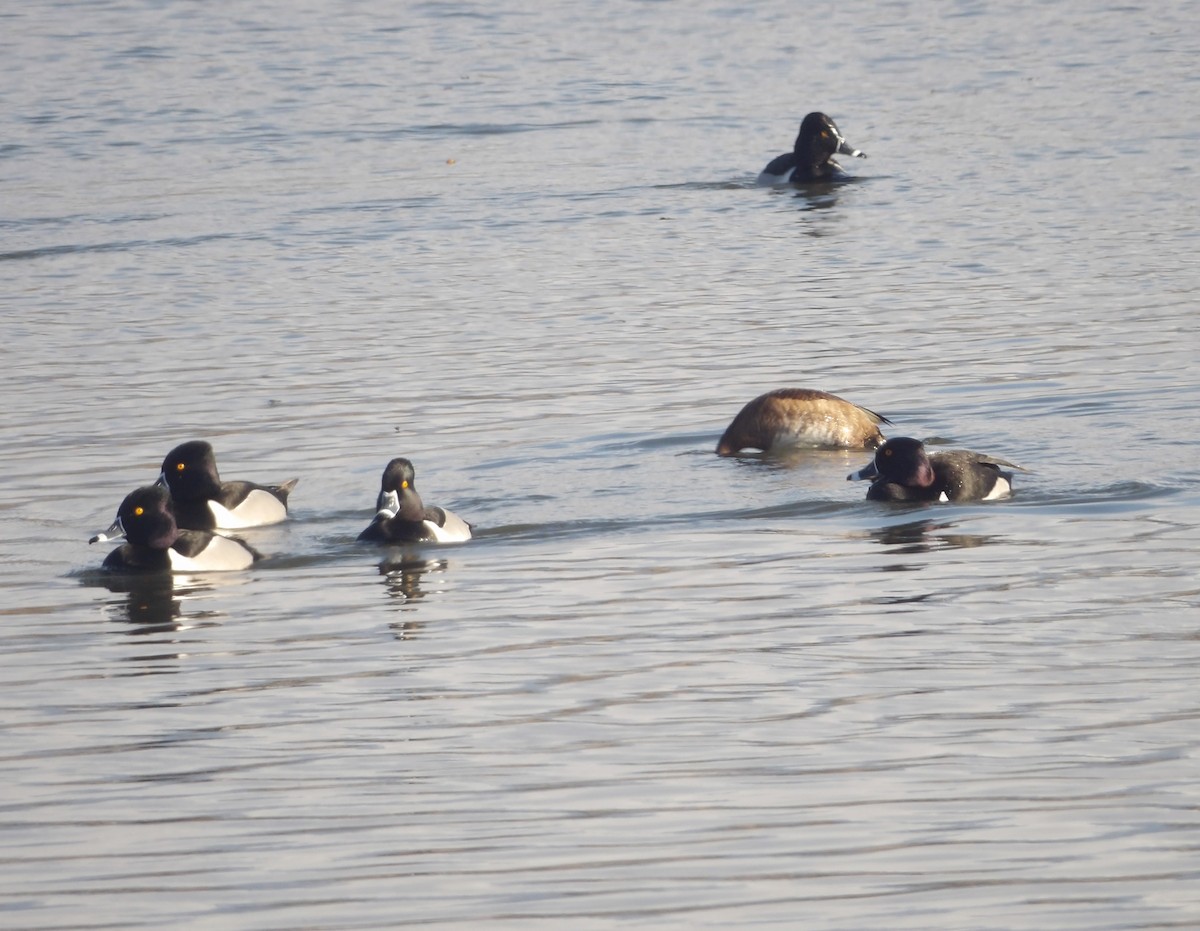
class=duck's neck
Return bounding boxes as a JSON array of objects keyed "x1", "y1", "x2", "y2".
[{"x1": 394, "y1": 488, "x2": 428, "y2": 522}]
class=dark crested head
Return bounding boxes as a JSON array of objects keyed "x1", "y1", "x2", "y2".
[
  {"x1": 798, "y1": 112, "x2": 835, "y2": 137},
  {"x1": 376, "y1": 458, "x2": 424, "y2": 515},
  {"x1": 795, "y1": 111, "x2": 865, "y2": 163},
  {"x1": 113, "y1": 484, "x2": 181, "y2": 549},
  {"x1": 380, "y1": 457, "x2": 418, "y2": 493},
  {"x1": 872, "y1": 437, "x2": 936, "y2": 487},
  {"x1": 159, "y1": 440, "x2": 222, "y2": 500}
]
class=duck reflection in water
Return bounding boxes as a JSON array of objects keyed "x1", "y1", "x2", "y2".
[
  {"x1": 87, "y1": 570, "x2": 220, "y2": 634},
  {"x1": 377, "y1": 555, "x2": 450, "y2": 634},
  {"x1": 869, "y1": 517, "x2": 999, "y2": 555}
]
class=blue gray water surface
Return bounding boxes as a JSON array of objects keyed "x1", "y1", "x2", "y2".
[{"x1": 3, "y1": 0, "x2": 1200, "y2": 928}]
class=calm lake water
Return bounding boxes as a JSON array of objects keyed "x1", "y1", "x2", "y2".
[{"x1": 3, "y1": 0, "x2": 1200, "y2": 927}]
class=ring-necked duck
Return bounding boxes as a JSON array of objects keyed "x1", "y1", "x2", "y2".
[
  {"x1": 757, "y1": 112, "x2": 866, "y2": 184},
  {"x1": 716, "y1": 388, "x2": 890, "y2": 456},
  {"x1": 158, "y1": 440, "x2": 297, "y2": 530},
  {"x1": 847, "y1": 437, "x2": 1020, "y2": 502},
  {"x1": 90, "y1": 485, "x2": 261, "y2": 571},
  {"x1": 358, "y1": 458, "x2": 473, "y2": 544}
]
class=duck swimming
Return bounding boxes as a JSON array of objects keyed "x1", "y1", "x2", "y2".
[
  {"x1": 158, "y1": 440, "x2": 297, "y2": 530},
  {"x1": 847, "y1": 437, "x2": 1020, "y2": 502},
  {"x1": 358, "y1": 458, "x2": 473, "y2": 544},
  {"x1": 757, "y1": 112, "x2": 866, "y2": 184},
  {"x1": 717, "y1": 388, "x2": 889, "y2": 456},
  {"x1": 90, "y1": 484, "x2": 261, "y2": 572}
]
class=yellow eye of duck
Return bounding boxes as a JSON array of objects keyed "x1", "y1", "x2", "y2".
[
  {"x1": 176, "y1": 462, "x2": 185, "y2": 471},
  {"x1": 401, "y1": 480, "x2": 409, "y2": 489},
  {"x1": 134, "y1": 506, "x2": 144, "y2": 516}
]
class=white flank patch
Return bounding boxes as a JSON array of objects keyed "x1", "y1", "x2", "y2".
[
  {"x1": 209, "y1": 490, "x2": 287, "y2": 529},
  {"x1": 982, "y1": 476, "x2": 1012, "y2": 501},
  {"x1": 426, "y1": 511, "x2": 473, "y2": 544},
  {"x1": 167, "y1": 536, "x2": 256, "y2": 571}
]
